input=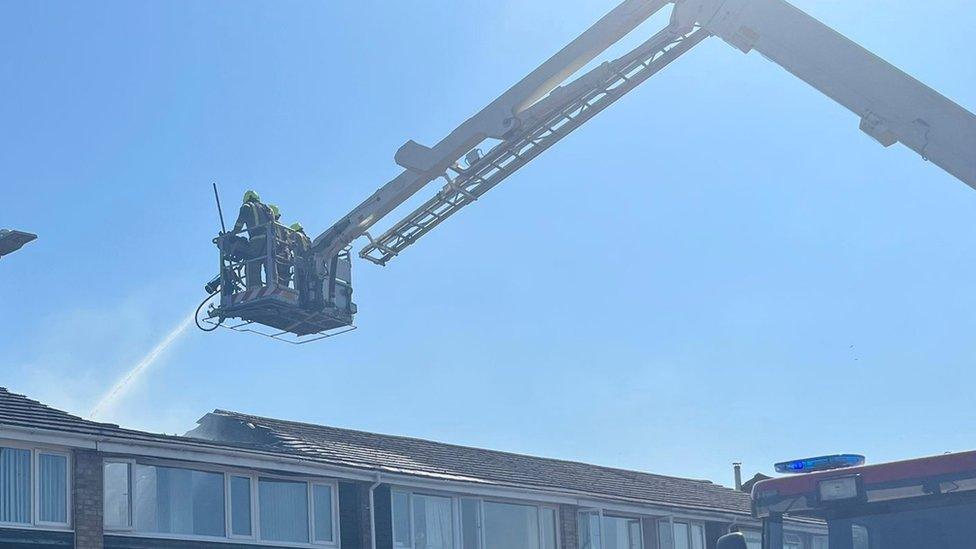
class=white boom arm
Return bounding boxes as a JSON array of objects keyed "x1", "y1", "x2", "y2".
[
  {"x1": 313, "y1": 0, "x2": 976, "y2": 270},
  {"x1": 691, "y1": 0, "x2": 976, "y2": 186}
]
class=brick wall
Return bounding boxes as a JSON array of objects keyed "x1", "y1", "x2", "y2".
[
  {"x1": 73, "y1": 450, "x2": 104, "y2": 549},
  {"x1": 558, "y1": 504, "x2": 579, "y2": 549}
]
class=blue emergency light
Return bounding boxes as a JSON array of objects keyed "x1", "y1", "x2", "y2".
[{"x1": 775, "y1": 454, "x2": 865, "y2": 474}]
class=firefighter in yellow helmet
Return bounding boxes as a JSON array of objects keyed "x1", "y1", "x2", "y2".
[{"x1": 233, "y1": 190, "x2": 274, "y2": 288}]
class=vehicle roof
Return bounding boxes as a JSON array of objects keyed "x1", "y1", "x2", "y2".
[{"x1": 753, "y1": 450, "x2": 976, "y2": 501}]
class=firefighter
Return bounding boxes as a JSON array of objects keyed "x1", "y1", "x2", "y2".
[
  {"x1": 266, "y1": 204, "x2": 292, "y2": 285},
  {"x1": 289, "y1": 223, "x2": 312, "y2": 295},
  {"x1": 233, "y1": 190, "x2": 274, "y2": 288}
]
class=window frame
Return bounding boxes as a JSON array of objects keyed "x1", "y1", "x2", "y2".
[
  {"x1": 579, "y1": 509, "x2": 644, "y2": 549},
  {"x1": 656, "y1": 517, "x2": 706, "y2": 549},
  {"x1": 226, "y1": 474, "x2": 256, "y2": 540},
  {"x1": 103, "y1": 459, "x2": 340, "y2": 549},
  {"x1": 391, "y1": 487, "x2": 560, "y2": 549},
  {"x1": 34, "y1": 449, "x2": 71, "y2": 528},
  {"x1": 0, "y1": 442, "x2": 72, "y2": 531},
  {"x1": 310, "y1": 481, "x2": 340, "y2": 545},
  {"x1": 103, "y1": 459, "x2": 135, "y2": 531}
]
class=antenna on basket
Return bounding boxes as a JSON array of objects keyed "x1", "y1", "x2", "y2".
[{"x1": 213, "y1": 182, "x2": 228, "y2": 234}]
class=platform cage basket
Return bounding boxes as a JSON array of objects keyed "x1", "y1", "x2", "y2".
[{"x1": 202, "y1": 223, "x2": 356, "y2": 343}]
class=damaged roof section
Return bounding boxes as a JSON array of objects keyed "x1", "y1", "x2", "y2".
[{"x1": 189, "y1": 409, "x2": 754, "y2": 516}]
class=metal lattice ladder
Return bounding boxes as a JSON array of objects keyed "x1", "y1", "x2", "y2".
[{"x1": 360, "y1": 24, "x2": 707, "y2": 266}]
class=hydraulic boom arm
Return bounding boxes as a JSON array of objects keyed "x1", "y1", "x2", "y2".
[{"x1": 313, "y1": 0, "x2": 975, "y2": 272}]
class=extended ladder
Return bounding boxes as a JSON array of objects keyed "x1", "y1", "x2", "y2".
[{"x1": 359, "y1": 24, "x2": 708, "y2": 266}]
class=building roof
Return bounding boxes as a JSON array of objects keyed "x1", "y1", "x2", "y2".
[
  {"x1": 0, "y1": 386, "x2": 758, "y2": 520},
  {"x1": 0, "y1": 387, "x2": 266, "y2": 454},
  {"x1": 191, "y1": 408, "x2": 755, "y2": 517}
]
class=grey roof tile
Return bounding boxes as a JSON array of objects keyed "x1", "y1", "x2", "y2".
[{"x1": 200, "y1": 409, "x2": 755, "y2": 516}]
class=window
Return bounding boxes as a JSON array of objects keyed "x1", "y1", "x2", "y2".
[
  {"x1": 541, "y1": 507, "x2": 558, "y2": 549},
  {"x1": 483, "y1": 501, "x2": 538, "y2": 549},
  {"x1": 784, "y1": 533, "x2": 803, "y2": 549},
  {"x1": 812, "y1": 536, "x2": 828, "y2": 549},
  {"x1": 394, "y1": 491, "x2": 413, "y2": 546},
  {"x1": 104, "y1": 461, "x2": 132, "y2": 529},
  {"x1": 0, "y1": 446, "x2": 69, "y2": 528},
  {"x1": 134, "y1": 464, "x2": 225, "y2": 537},
  {"x1": 412, "y1": 494, "x2": 454, "y2": 549},
  {"x1": 104, "y1": 461, "x2": 338, "y2": 547},
  {"x1": 312, "y1": 483, "x2": 336, "y2": 543},
  {"x1": 394, "y1": 490, "x2": 557, "y2": 549},
  {"x1": 259, "y1": 478, "x2": 309, "y2": 543},
  {"x1": 0, "y1": 447, "x2": 31, "y2": 525},
  {"x1": 230, "y1": 476, "x2": 252, "y2": 537},
  {"x1": 580, "y1": 512, "x2": 642, "y2": 549},
  {"x1": 602, "y1": 516, "x2": 642, "y2": 549},
  {"x1": 744, "y1": 531, "x2": 762, "y2": 549},
  {"x1": 460, "y1": 498, "x2": 482, "y2": 549},
  {"x1": 38, "y1": 453, "x2": 68, "y2": 524},
  {"x1": 658, "y1": 519, "x2": 705, "y2": 549}
]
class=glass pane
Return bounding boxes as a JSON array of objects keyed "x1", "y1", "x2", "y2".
[
  {"x1": 603, "y1": 516, "x2": 642, "y2": 549},
  {"x1": 461, "y1": 498, "x2": 482, "y2": 549},
  {"x1": 484, "y1": 501, "x2": 539, "y2": 549},
  {"x1": 784, "y1": 533, "x2": 803, "y2": 549},
  {"x1": 541, "y1": 508, "x2": 558, "y2": 549},
  {"x1": 629, "y1": 521, "x2": 642, "y2": 549},
  {"x1": 393, "y1": 491, "x2": 412, "y2": 545},
  {"x1": 259, "y1": 478, "x2": 309, "y2": 543},
  {"x1": 0, "y1": 447, "x2": 32, "y2": 524},
  {"x1": 413, "y1": 494, "x2": 454, "y2": 549},
  {"x1": 104, "y1": 462, "x2": 131, "y2": 528},
  {"x1": 231, "y1": 476, "x2": 252, "y2": 536},
  {"x1": 852, "y1": 525, "x2": 869, "y2": 549},
  {"x1": 580, "y1": 512, "x2": 602, "y2": 549},
  {"x1": 39, "y1": 453, "x2": 68, "y2": 523},
  {"x1": 313, "y1": 484, "x2": 335, "y2": 542},
  {"x1": 744, "y1": 531, "x2": 762, "y2": 549},
  {"x1": 673, "y1": 522, "x2": 690, "y2": 549},
  {"x1": 690, "y1": 524, "x2": 705, "y2": 549},
  {"x1": 658, "y1": 521, "x2": 674, "y2": 549},
  {"x1": 134, "y1": 464, "x2": 226, "y2": 537}
]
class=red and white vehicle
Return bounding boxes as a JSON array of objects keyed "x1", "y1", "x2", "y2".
[{"x1": 721, "y1": 452, "x2": 976, "y2": 549}]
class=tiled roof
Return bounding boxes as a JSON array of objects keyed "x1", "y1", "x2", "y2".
[
  {"x1": 0, "y1": 387, "x2": 124, "y2": 436},
  {"x1": 193, "y1": 409, "x2": 755, "y2": 517},
  {"x1": 0, "y1": 386, "x2": 756, "y2": 518},
  {"x1": 0, "y1": 387, "x2": 262, "y2": 453}
]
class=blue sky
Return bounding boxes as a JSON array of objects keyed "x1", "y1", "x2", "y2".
[{"x1": 2, "y1": 0, "x2": 974, "y2": 488}]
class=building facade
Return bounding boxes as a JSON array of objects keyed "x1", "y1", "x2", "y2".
[{"x1": 0, "y1": 388, "x2": 822, "y2": 549}]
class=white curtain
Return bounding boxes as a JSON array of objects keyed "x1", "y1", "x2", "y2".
[
  {"x1": 579, "y1": 512, "x2": 602, "y2": 549},
  {"x1": 0, "y1": 448, "x2": 31, "y2": 524},
  {"x1": 38, "y1": 454, "x2": 67, "y2": 523},
  {"x1": 259, "y1": 478, "x2": 309, "y2": 543},
  {"x1": 414, "y1": 494, "x2": 454, "y2": 549}
]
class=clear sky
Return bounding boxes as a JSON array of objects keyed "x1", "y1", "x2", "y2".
[{"x1": 2, "y1": 0, "x2": 974, "y2": 489}]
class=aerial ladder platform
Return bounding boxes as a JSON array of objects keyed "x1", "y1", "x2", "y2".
[{"x1": 202, "y1": 0, "x2": 976, "y2": 342}]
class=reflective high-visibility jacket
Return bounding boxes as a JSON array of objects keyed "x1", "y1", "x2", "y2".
[{"x1": 233, "y1": 201, "x2": 273, "y2": 240}]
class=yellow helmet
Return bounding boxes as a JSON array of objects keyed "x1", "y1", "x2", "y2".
[{"x1": 243, "y1": 190, "x2": 261, "y2": 203}]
